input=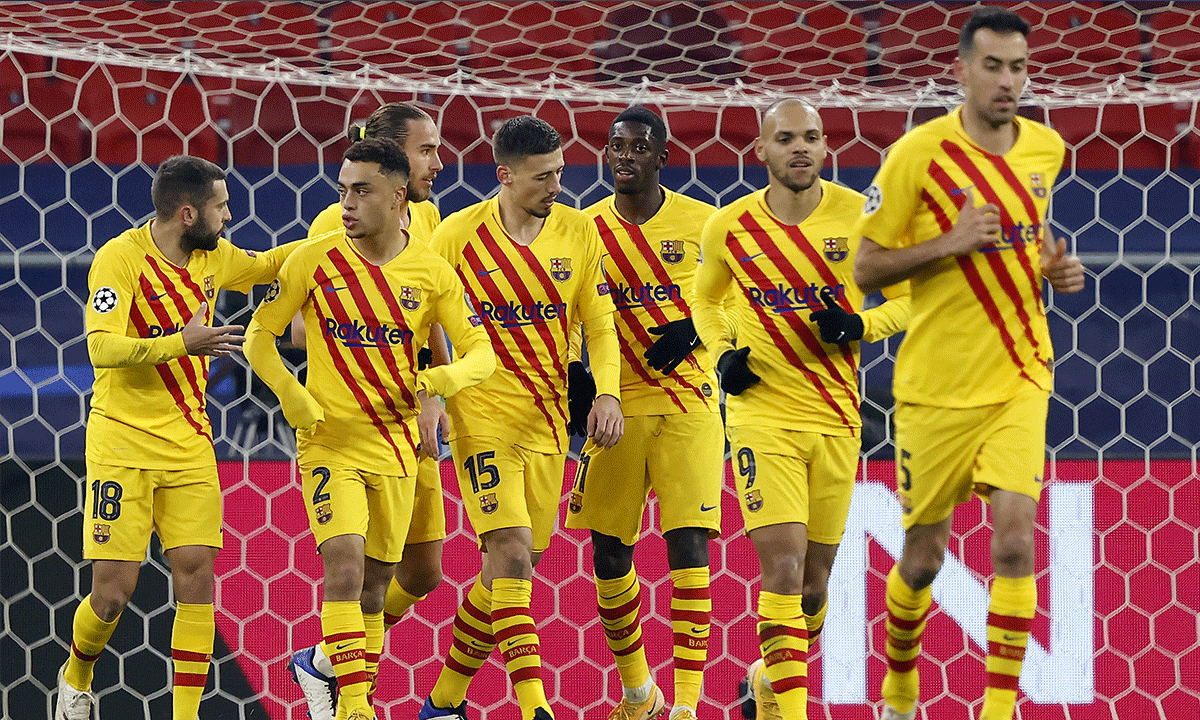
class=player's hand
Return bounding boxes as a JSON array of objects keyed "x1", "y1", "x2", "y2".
[
  {"x1": 416, "y1": 390, "x2": 449, "y2": 460},
  {"x1": 1041, "y1": 235, "x2": 1085, "y2": 294},
  {"x1": 587, "y1": 394, "x2": 624, "y2": 449},
  {"x1": 643, "y1": 318, "x2": 701, "y2": 375},
  {"x1": 944, "y1": 187, "x2": 1001, "y2": 256},
  {"x1": 182, "y1": 302, "x2": 245, "y2": 357},
  {"x1": 281, "y1": 386, "x2": 324, "y2": 433},
  {"x1": 808, "y1": 287, "x2": 864, "y2": 344},
  {"x1": 716, "y1": 347, "x2": 761, "y2": 396},
  {"x1": 416, "y1": 346, "x2": 433, "y2": 371},
  {"x1": 567, "y1": 361, "x2": 596, "y2": 438}
]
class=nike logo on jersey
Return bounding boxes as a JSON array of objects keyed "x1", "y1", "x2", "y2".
[
  {"x1": 476, "y1": 267, "x2": 501, "y2": 277},
  {"x1": 949, "y1": 184, "x2": 977, "y2": 196},
  {"x1": 323, "y1": 284, "x2": 350, "y2": 293},
  {"x1": 148, "y1": 291, "x2": 169, "y2": 301},
  {"x1": 740, "y1": 251, "x2": 765, "y2": 262},
  {"x1": 700, "y1": 503, "x2": 717, "y2": 512}
]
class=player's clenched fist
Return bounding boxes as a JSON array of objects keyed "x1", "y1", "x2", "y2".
[
  {"x1": 943, "y1": 186, "x2": 1001, "y2": 256},
  {"x1": 182, "y1": 301, "x2": 245, "y2": 357},
  {"x1": 1041, "y1": 235, "x2": 1085, "y2": 294}
]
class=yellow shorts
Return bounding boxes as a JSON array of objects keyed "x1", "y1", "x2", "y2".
[
  {"x1": 83, "y1": 462, "x2": 223, "y2": 561},
  {"x1": 894, "y1": 388, "x2": 1048, "y2": 529},
  {"x1": 725, "y1": 425, "x2": 858, "y2": 544},
  {"x1": 406, "y1": 456, "x2": 448, "y2": 545},
  {"x1": 564, "y1": 412, "x2": 724, "y2": 546},
  {"x1": 298, "y1": 461, "x2": 415, "y2": 564},
  {"x1": 449, "y1": 435, "x2": 566, "y2": 553}
]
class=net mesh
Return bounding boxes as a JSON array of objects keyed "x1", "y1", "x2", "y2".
[{"x1": 2, "y1": 2, "x2": 1198, "y2": 720}]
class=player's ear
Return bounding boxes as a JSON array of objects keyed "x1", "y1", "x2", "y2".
[
  {"x1": 180, "y1": 203, "x2": 196, "y2": 227},
  {"x1": 953, "y1": 56, "x2": 967, "y2": 83},
  {"x1": 657, "y1": 144, "x2": 669, "y2": 170},
  {"x1": 496, "y1": 164, "x2": 512, "y2": 186},
  {"x1": 395, "y1": 180, "x2": 407, "y2": 207},
  {"x1": 753, "y1": 134, "x2": 767, "y2": 163}
]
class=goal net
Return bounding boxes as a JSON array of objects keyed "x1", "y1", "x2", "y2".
[{"x1": 2, "y1": 2, "x2": 1197, "y2": 719}]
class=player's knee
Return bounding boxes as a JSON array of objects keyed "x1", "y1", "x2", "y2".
[
  {"x1": 323, "y1": 559, "x2": 365, "y2": 600},
  {"x1": 398, "y1": 564, "x2": 442, "y2": 598},
  {"x1": 991, "y1": 527, "x2": 1035, "y2": 573},
  {"x1": 801, "y1": 588, "x2": 827, "y2": 617},
  {"x1": 907, "y1": 558, "x2": 942, "y2": 591},
  {"x1": 485, "y1": 535, "x2": 534, "y2": 579},
  {"x1": 88, "y1": 589, "x2": 130, "y2": 623},
  {"x1": 664, "y1": 527, "x2": 710, "y2": 570},
  {"x1": 759, "y1": 553, "x2": 805, "y2": 594},
  {"x1": 591, "y1": 532, "x2": 634, "y2": 580}
]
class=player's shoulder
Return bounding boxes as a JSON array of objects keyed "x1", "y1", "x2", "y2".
[
  {"x1": 889, "y1": 112, "x2": 956, "y2": 159},
  {"x1": 707, "y1": 187, "x2": 765, "y2": 226},
  {"x1": 665, "y1": 188, "x2": 718, "y2": 218},
  {"x1": 411, "y1": 200, "x2": 441, "y2": 226},
  {"x1": 286, "y1": 227, "x2": 342, "y2": 264},
  {"x1": 308, "y1": 201, "x2": 343, "y2": 237},
  {"x1": 1015, "y1": 115, "x2": 1066, "y2": 157},
  {"x1": 437, "y1": 198, "x2": 491, "y2": 231},
  {"x1": 821, "y1": 179, "x2": 866, "y2": 207},
  {"x1": 582, "y1": 195, "x2": 612, "y2": 219},
  {"x1": 93, "y1": 224, "x2": 149, "y2": 265}
]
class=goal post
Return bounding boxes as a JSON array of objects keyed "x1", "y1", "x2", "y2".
[{"x1": 2, "y1": 2, "x2": 1198, "y2": 720}]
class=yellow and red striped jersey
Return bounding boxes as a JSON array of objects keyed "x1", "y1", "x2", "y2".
[
  {"x1": 693, "y1": 182, "x2": 910, "y2": 437},
  {"x1": 308, "y1": 199, "x2": 441, "y2": 242},
  {"x1": 851, "y1": 107, "x2": 1063, "y2": 407},
  {"x1": 252, "y1": 231, "x2": 490, "y2": 476},
  {"x1": 430, "y1": 197, "x2": 616, "y2": 454},
  {"x1": 585, "y1": 189, "x2": 720, "y2": 416},
  {"x1": 85, "y1": 222, "x2": 294, "y2": 469}
]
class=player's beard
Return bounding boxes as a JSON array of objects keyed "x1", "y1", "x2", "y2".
[
  {"x1": 181, "y1": 215, "x2": 221, "y2": 252},
  {"x1": 406, "y1": 181, "x2": 430, "y2": 203},
  {"x1": 772, "y1": 164, "x2": 819, "y2": 194}
]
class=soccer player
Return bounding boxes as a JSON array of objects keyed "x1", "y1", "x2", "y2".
[
  {"x1": 56, "y1": 155, "x2": 299, "y2": 720},
  {"x1": 850, "y1": 9, "x2": 1085, "y2": 720},
  {"x1": 691, "y1": 99, "x2": 911, "y2": 720},
  {"x1": 244, "y1": 137, "x2": 495, "y2": 720},
  {"x1": 564, "y1": 106, "x2": 722, "y2": 720},
  {"x1": 286, "y1": 102, "x2": 452, "y2": 720},
  {"x1": 417, "y1": 116, "x2": 623, "y2": 720}
]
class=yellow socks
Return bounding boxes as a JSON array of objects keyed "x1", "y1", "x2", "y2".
[
  {"x1": 63, "y1": 594, "x2": 120, "y2": 691},
  {"x1": 171, "y1": 602, "x2": 213, "y2": 720},
  {"x1": 980, "y1": 575, "x2": 1036, "y2": 720},
  {"x1": 430, "y1": 575, "x2": 494, "y2": 709},
  {"x1": 320, "y1": 600, "x2": 369, "y2": 716},
  {"x1": 881, "y1": 565, "x2": 931, "y2": 715},
  {"x1": 757, "y1": 590, "x2": 808, "y2": 719},
  {"x1": 491, "y1": 577, "x2": 548, "y2": 720},
  {"x1": 670, "y1": 566, "x2": 710, "y2": 712},
  {"x1": 596, "y1": 566, "x2": 651, "y2": 692},
  {"x1": 382, "y1": 579, "x2": 424, "y2": 631}
]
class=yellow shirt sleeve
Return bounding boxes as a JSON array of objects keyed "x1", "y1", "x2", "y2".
[
  {"x1": 861, "y1": 281, "x2": 912, "y2": 343},
  {"x1": 416, "y1": 267, "x2": 496, "y2": 398},
  {"x1": 691, "y1": 212, "x2": 737, "y2": 362}
]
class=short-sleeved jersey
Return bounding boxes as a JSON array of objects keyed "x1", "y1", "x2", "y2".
[
  {"x1": 430, "y1": 197, "x2": 615, "y2": 454},
  {"x1": 585, "y1": 189, "x2": 719, "y2": 416},
  {"x1": 86, "y1": 222, "x2": 292, "y2": 469},
  {"x1": 309, "y1": 199, "x2": 441, "y2": 242},
  {"x1": 699, "y1": 182, "x2": 898, "y2": 436},
  {"x1": 851, "y1": 107, "x2": 1064, "y2": 407},
  {"x1": 252, "y1": 232, "x2": 487, "y2": 476}
]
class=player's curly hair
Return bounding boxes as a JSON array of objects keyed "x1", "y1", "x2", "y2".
[
  {"x1": 347, "y1": 102, "x2": 433, "y2": 146},
  {"x1": 612, "y1": 106, "x2": 668, "y2": 152},
  {"x1": 152, "y1": 155, "x2": 225, "y2": 219},
  {"x1": 493, "y1": 115, "x2": 561, "y2": 167},
  {"x1": 343, "y1": 137, "x2": 411, "y2": 180},
  {"x1": 959, "y1": 7, "x2": 1030, "y2": 55}
]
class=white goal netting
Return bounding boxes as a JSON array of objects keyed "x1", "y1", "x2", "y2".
[{"x1": 2, "y1": 2, "x2": 1198, "y2": 720}]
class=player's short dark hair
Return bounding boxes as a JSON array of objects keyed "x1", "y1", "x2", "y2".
[
  {"x1": 959, "y1": 7, "x2": 1030, "y2": 55},
  {"x1": 347, "y1": 102, "x2": 433, "y2": 146},
  {"x1": 493, "y1": 116, "x2": 561, "y2": 167},
  {"x1": 343, "y1": 137, "x2": 411, "y2": 180},
  {"x1": 612, "y1": 106, "x2": 667, "y2": 152},
  {"x1": 152, "y1": 155, "x2": 226, "y2": 219}
]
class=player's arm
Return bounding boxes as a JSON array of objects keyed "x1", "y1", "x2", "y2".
[
  {"x1": 417, "y1": 289, "x2": 496, "y2": 400},
  {"x1": 243, "y1": 269, "x2": 323, "y2": 431},
  {"x1": 859, "y1": 282, "x2": 912, "y2": 342},
  {"x1": 690, "y1": 217, "x2": 737, "y2": 361},
  {"x1": 219, "y1": 237, "x2": 307, "y2": 292},
  {"x1": 581, "y1": 310, "x2": 622, "y2": 448},
  {"x1": 854, "y1": 186, "x2": 1000, "y2": 294}
]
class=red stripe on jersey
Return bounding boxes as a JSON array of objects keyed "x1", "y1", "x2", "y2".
[
  {"x1": 359, "y1": 261, "x2": 420, "y2": 411},
  {"x1": 461, "y1": 236, "x2": 565, "y2": 443},
  {"x1": 733, "y1": 215, "x2": 860, "y2": 418},
  {"x1": 921, "y1": 188, "x2": 954, "y2": 234},
  {"x1": 955, "y1": 258, "x2": 1037, "y2": 384},
  {"x1": 311, "y1": 269, "x2": 412, "y2": 472},
  {"x1": 728, "y1": 268, "x2": 855, "y2": 431},
  {"x1": 325, "y1": 249, "x2": 419, "y2": 453},
  {"x1": 128, "y1": 301, "x2": 211, "y2": 441},
  {"x1": 595, "y1": 218, "x2": 706, "y2": 405},
  {"x1": 939, "y1": 144, "x2": 1049, "y2": 365},
  {"x1": 143, "y1": 258, "x2": 209, "y2": 424}
]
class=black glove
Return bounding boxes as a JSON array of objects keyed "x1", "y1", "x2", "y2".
[
  {"x1": 567, "y1": 361, "x2": 596, "y2": 437},
  {"x1": 809, "y1": 286, "x2": 863, "y2": 344},
  {"x1": 716, "y1": 347, "x2": 761, "y2": 396},
  {"x1": 643, "y1": 318, "x2": 701, "y2": 375},
  {"x1": 416, "y1": 346, "x2": 433, "y2": 371}
]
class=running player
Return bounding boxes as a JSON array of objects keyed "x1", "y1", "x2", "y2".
[
  {"x1": 851, "y1": 9, "x2": 1084, "y2": 720},
  {"x1": 565, "y1": 106, "x2": 722, "y2": 720},
  {"x1": 286, "y1": 102, "x2": 451, "y2": 720},
  {"x1": 417, "y1": 116, "x2": 623, "y2": 720},
  {"x1": 245, "y1": 137, "x2": 495, "y2": 720},
  {"x1": 56, "y1": 155, "x2": 299, "y2": 720},
  {"x1": 691, "y1": 99, "x2": 911, "y2": 720}
]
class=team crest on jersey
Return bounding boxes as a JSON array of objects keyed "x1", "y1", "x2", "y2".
[
  {"x1": 203, "y1": 275, "x2": 216, "y2": 299},
  {"x1": 1030, "y1": 172, "x2": 1047, "y2": 198},
  {"x1": 92, "y1": 523, "x2": 111, "y2": 544},
  {"x1": 568, "y1": 491, "x2": 584, "y2": 514},
  {"x1": 660, "y1": 240, "x2": 684, "y2": 264},
  {"x1": 315, "y1": 503, "x2": 333, "y2": 525},
  {"x1": 91, "y1": 286, "x2": 118, "y2": 314},
  {"x1": 549, "y1": 257, "x2": 572, "y2": 282},
  {"x1": 823, "y1": 237, "x2": 849, "y2": 263},
  {"x1": 745, "y1": 489, "x2": 763, "y2": 512},
  {"x1": 399, "y1": 286, "x2": 422, "y2": 311},
  {"x1": 479, "y1": 493, "x2": 499, "y2": 514}
]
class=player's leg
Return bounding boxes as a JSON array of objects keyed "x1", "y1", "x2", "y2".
[
  {"x1": 58, "y1": 464, "x2": 153, "y2": 720},
  {"x1": 976, "y1": 389, "x2": 1048, "y2": 720},
  {"x1": 156, "y1": 464, "x2": 225, "y2": 720},
  {"x1": 565, "y1": 425, "x2": 661, "y2": 720},
  {"x1": 653, "y1": 412, "x2": 723, "y2": 720},
  {"x1": 800, "y1": 434, "x2": 860, "y2": 647}
]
